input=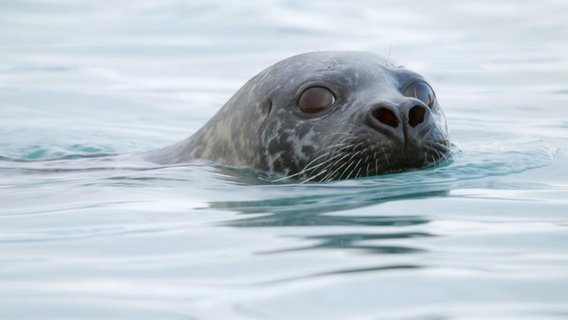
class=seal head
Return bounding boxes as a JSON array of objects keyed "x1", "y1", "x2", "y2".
[{"x1": 149, "y1": 51, "x2": 451, "y2": 182}]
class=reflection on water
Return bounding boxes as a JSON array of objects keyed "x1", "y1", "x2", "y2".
[
  {"x1": 213, "y1": 188, "x2": 436, "y2": 270},
  {"x1": 211, "y1": 183, "x2": 449, "y2": 216},
  {"x1": 264, "y1": 264, "x2": 424, "y2": 285},
  {"x1": 212, "y1": 186, "x2": 440, "y2": 235},
  {"x1": 274, "y1": 232, "x2": 432, "y2": 253},
  {"x1": 226, "y1": 211, "x2": 430, "y2": 228}
]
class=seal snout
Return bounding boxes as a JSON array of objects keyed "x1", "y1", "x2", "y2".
[{"x1": 367, "y1": 102, "x2": 431, "y2": 142}]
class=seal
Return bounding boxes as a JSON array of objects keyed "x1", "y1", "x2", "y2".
[{"x1": 147, "y1": 51, "x2": 451, "y2": 182}]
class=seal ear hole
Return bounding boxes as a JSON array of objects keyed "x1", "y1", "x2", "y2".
[
  {"x1": 266, "y1": 99, "x2": 273, "y2": 114},
  {"x1": 298, "y1": 87, "x2": 335, "y2": 114},
  {"x1": 404, "y1": 81, "x2": 436, "y2": 108}
]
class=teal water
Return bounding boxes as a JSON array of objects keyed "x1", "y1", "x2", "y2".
[{"x1": 1, "y1": 1, "x2": 568, "y2": 319}]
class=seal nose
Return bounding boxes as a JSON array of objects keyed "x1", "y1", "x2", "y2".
[
  {"x1": 368, "y1": 102, "x2": 430, "y2": 139},
  {"x1": 372, "y1": 107, "x2": 399, "y2": 128},
  {"x1": 408, "y1": 105, "x2": 426, "y2": 128}
]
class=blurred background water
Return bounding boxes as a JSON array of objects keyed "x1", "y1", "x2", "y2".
[{"x1": 1, "y1": 0, "x2": 567, "y2": 319}]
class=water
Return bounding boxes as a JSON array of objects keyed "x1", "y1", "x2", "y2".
[{"x1": 1, "y1": 0, "x2": 568, "y2": 319}]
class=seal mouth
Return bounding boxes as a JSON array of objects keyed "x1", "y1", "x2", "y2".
[{"x1": 293, "y1": 133, "x2": 451, "y2": 182}]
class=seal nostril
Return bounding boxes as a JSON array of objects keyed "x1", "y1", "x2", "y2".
[
  {"x1": 372, "y1": 107, "x2": 399, "y2": 128},
  {"x1": 408, "y1": 106, "x2": 426, "y2": 127}
]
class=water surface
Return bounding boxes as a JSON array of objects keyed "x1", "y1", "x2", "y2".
[{"x1": 1, "y1": 1, "x2": 568, "y2": 319}]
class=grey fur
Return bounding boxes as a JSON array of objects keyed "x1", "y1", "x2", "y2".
[{"x1": 147, "y1": 51, "x2": 451, "y2": 182}]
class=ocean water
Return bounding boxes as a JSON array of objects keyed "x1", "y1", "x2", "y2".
[{"x1": 1, "y1": 0, "x2": 568, "y2": 319}]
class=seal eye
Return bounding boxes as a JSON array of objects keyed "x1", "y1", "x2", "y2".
[
  {"x1": 404, "y1": 81, "x2": 436, "y2": 108},
  {"x1": 298, "y1": 87, "x2": 335, "y2": 114}
]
